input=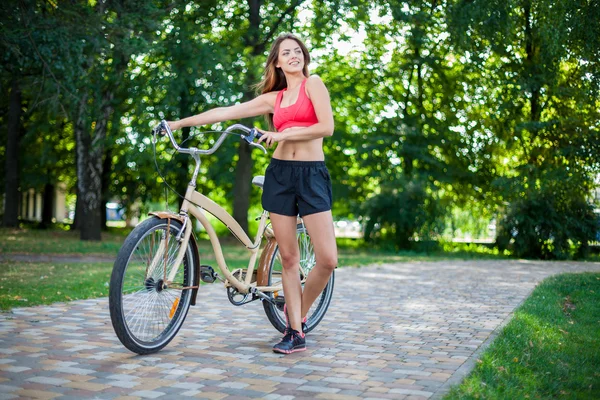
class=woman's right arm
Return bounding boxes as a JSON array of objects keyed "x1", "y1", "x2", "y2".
[{"x1": 168, "y1": 91, "x2": 278, "y2": 130}]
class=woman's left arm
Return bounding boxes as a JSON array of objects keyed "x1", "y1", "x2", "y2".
[{"x1": 258, "y1": 76, "x2": 334, "y2": 145}]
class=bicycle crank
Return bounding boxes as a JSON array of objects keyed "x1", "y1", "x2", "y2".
[{"x1": 227, "y1": 286, "x2": 252, "y2": 306}]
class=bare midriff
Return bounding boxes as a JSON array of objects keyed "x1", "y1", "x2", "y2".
[{"x1": 273, "y1": 127, "x2": 325, "y2": 161}]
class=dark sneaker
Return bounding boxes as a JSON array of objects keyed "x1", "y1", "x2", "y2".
[
  {"x1": 283, "y1": 304, "x2": 307, "y2": 333},
  {"x1": 272, "y1": 329, "x2": 306, "y2": 354}
]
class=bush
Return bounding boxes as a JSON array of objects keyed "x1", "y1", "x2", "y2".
[
  {"x1": 496, "y1": 190, "x2": 598, "y2": 259},
  {"x1": 362, "y1": 178, "x2": 444, "y2": 250}
]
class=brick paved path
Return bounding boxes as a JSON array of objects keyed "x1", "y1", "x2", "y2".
[{"x1": 1, "y1": 260, "x2": 600, "y2": 400}]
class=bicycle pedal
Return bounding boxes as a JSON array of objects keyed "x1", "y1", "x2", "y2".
[
  {"x1": 274, "y1": 295, "x2": 286, "y2": 311},
  {"x1": 200, "y1": 265, "x2": 216, "y2": 283}
]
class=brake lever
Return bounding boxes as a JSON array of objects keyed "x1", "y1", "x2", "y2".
[
  {"x1": 250, "y1": 142, "x2": 268, "y2": 154},
  {"x1": 241, "y1": 128, "x2": 267, "y2": 154},
  {"x1": 241, "y1": 128, "x2": 261, "y2": 142}
]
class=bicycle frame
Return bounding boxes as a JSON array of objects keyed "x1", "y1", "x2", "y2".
[
  {"x1": 153, "y1": 182, "x2": 292, "y2": 296},
  {"x1": 148, "y1": 121, "x2": 297, "y2": 300}
]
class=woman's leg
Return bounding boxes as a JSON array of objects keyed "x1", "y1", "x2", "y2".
[
  {"x1": 269, "y1": 212, "x2": 304, "y2": 333},
  {"x1": 299, "y1": 210, "x2": 338, "y2": 319}
]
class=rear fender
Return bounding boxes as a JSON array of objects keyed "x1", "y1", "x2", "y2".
[{"x1": 256, "y1": 237, "x2": 277, "y2": 287}]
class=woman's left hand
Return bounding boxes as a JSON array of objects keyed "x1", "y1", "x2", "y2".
[{"x1": 256, "y1": 128, "x2": 282, "y2": 148}]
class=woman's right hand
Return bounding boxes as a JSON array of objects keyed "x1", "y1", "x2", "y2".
[{"x1": 167, "y1": 121, "x2": 179, "y2": 131}]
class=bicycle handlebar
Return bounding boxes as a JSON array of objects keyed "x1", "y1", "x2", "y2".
[{"x1": 153, "y1": 120, "x2": 267, "y2": 155}]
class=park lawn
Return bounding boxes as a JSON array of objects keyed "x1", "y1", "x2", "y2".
[
  {"x1": 444, "y1": 272, "x2": 600, "y2": 400},
  {"x1": 0, "y1": 262, "x2": 114, "y2": 310},
  {"x1": 0, "y1": 227, "x2": 126, "y2": 255}
]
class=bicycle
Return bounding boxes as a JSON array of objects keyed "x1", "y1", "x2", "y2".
[{"x1": 109, "y1": 120, "x2": 335, "y2": 355}]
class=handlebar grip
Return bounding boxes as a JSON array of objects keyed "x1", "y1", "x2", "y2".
[
  {"x1": 152, "y1": 121, "x2": 168, "y2": 136},
  {"x1": 160, "y1": 120, "x2": 172, "y2": 136}
]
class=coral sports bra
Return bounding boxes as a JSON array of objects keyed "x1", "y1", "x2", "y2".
[{"x1": 273, "y1": 78, "x2": 319, "y2": 132}]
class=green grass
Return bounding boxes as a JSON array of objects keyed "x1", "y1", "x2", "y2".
[
  {"x1": 0, "y1": 262, "x2": 114, "y2": 310},
  {"x1": 0, "y1": 227, "x2": 127, "y2": 255},
  {"x1": 444, "y1": 273, "x2": 600, "y2": 400}
]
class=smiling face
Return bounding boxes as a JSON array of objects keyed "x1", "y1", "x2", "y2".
[{"x1": 276, "y1": 38, "x2": 305, "y2": 74}]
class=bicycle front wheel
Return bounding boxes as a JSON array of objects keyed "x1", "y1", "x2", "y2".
[
  {"x1": 109, "y1": 217, "x2": 197, "y2": 355},
  {"x1": 262, "y1": 223, "x2": 335, "y2": 333}
]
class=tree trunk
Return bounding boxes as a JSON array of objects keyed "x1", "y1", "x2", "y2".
[
  {"x1": 232, "y1": 0, "x2": 262, "y2": 234},
  {"x1": 3, "y1": 79, "x2": 22, "y2": 228},
  {"x1": 233, "y1": 123, "x2": 254, "y2": 233},
  {"x1": 101, "y1": 46, "x2": 128, "y2": 229},
  {"x1": 73, "y1": 186, "x2": 82, "y2": 229},
  {"x1": 76, "y1": 92, "x2": 113, "y2": 241},
  {"x1": 74, "y1": 1, "x2": 128, "y2": 236},
  {"x1": 40, "y1": 182, "x2": 54, "y2": 229},
  {"x1": 73, "y1": 130, "x2": 82, "y2": 230}
]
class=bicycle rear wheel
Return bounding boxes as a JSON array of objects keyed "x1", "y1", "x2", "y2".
[
  {"x1": 109, "y1": 217, "x2": 197, "y2": 354},
  {"x1": 262, "y1": 223, "x2": 335, "y2": 333}
]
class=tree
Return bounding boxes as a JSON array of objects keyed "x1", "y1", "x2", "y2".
[
  {"x1": 0, "y1": 1, "x2": 76, "y2": 228},
  {"x1": 0, "y1": 2, "x2": 36, "y2": 227},
  {"x1": 448, "y1": 0, "x2": 600, "y2": 257},
  {"x1": 35, "y1": 0, "x2": 166, "y2": 240},
  {"x1": 316, "y1": 1, "x2": 474, "y2": 248}
]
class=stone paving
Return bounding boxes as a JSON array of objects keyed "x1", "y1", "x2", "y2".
[{"x1": 1, "y1": 260, "x2": 600, "y2": 400}]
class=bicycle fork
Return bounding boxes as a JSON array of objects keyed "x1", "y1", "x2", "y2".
[{"x1": 145, "y1": 215, "x2": 194, "y2": 289}]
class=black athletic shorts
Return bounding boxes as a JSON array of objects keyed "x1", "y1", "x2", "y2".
[{"x1": 261, "y1": 158, "x2": 333, "y2": 217}]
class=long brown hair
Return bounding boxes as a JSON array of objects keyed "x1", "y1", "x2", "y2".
[{"x1": 255, "y1": 33, "x2": 311, "y2": 129}]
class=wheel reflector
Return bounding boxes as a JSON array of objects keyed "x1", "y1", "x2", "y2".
[{"x1": 169, "y1": 298, "x2": 180, "y2": 319}]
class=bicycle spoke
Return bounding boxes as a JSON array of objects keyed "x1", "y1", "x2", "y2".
[
  {"x1": 136, "y1": 292, "x2": 154, "y2": 340},
  {"x1": 127, "y1": 292, "x2": 154, "y2": 338}
]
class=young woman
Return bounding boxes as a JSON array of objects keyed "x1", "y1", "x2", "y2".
[{"x1": 167, "y1": 33, "x2": 337, "y2": 354}]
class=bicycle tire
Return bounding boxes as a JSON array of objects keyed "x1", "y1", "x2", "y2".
[
  {"x1": 109, "y1": 217, "x2": 198, "y2": 354},
  {"x1": 262, "y1": 223, "x2": 335, "y2": 333}
]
